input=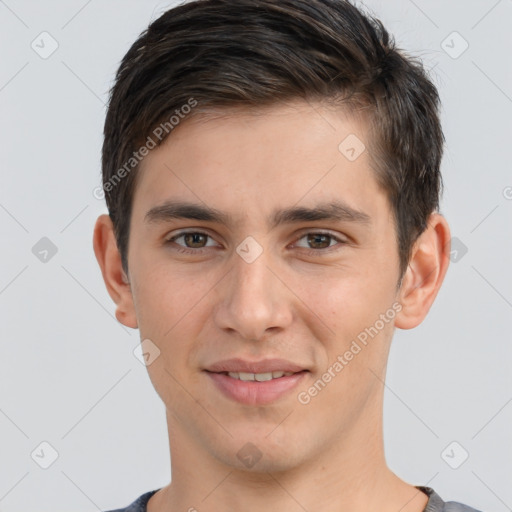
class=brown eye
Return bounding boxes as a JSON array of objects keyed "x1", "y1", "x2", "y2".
[
  {"x1": 293, "y1": 231, "x2": 347, "y2": 254},
  {"x1": 166, "y1": 231, "x2": 218, "y2": 252},
  {"x1": 183, "y1": 233, "x2": 208, "y2": 248},
  {"x1": 306, "y1": 233, "x2": 332, "y2": 249}
]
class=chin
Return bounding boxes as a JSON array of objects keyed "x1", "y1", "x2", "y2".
[
  {"x1": 230, "y1": 452, "x2": 304, "y2": 474},
  {"x1": 210, "y1": 432, "x2": 309, "y2": 474}
]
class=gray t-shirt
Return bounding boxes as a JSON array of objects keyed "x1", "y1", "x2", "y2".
[{"x1": 104, "y1": 486, "x2": 483, "y2": 511}]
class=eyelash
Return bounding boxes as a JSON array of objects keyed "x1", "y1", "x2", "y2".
[{"x1": 165, "y1": 230, "x2": 347, "y2": 256}]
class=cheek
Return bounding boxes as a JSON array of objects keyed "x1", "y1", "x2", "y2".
[
  {"x1": 298, "y1": 277, "x2": 395, "y2": 414},
  {"x1": 132, "y1": 259, "x2": 207, "y2": 330},
  {"x1": 131, "y1": 263, "x2": 216, "y2": 374},
  {"x1": 305, "y1": 269, "x2": 395, "y2": 342},
  {"x1": 132, "y1": 269, "x2": 208, "y2": 407}
]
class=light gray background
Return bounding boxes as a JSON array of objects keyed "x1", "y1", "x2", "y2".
[{"x1": 1, "y1": 1, "x2": 511, "y2": 511}]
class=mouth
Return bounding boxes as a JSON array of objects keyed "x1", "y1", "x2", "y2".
[
  {"x1": 205, "y1": 357, "x2": 308, "y2": 375},
  {"x1": 204, "y1": 360, "x2": 309, "y2": 405},
  {"x1": 215, "y1": 370, "x2": 297, "y2": 381}
]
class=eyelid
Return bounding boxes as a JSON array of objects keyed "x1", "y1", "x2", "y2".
[{"x1": 292, "y1": 228, "x2": 346, "y2": 240}]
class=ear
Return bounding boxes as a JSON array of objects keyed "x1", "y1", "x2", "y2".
[
  {"x1": 394, "y1": 213, "x2": 451, "y2": 330},
  {"x1": 92, "y1": 214, "x2": 138, "y2": 329}
]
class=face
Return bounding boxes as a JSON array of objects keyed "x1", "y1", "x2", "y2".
[{"x1": 122, "y1": 101, "x2": 405, "y2": 471}]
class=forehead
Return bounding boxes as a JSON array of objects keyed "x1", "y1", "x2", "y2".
[{"x1": 131, "y1": 100, "x2": 388, "y2": 228}]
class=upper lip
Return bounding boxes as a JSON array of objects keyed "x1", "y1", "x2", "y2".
[{"x1": 205, "y1": 358, "x2": 308, "y2": 374}]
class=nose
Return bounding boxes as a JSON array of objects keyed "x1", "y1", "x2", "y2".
[{"x1": 212, "y1": 243, "x2": 293, "y2": 341}]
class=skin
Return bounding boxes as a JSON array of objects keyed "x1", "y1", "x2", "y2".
[{"x1": 93, "y1": 100, "x2": 451, "y2": 512}]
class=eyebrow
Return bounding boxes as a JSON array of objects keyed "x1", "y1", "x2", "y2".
[{"x1": 144, "y1": 199, "x2": 371, "y2": 229}]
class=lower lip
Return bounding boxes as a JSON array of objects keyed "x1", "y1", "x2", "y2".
[{"x1": 205, "y1": 371, "x2": 308, "y2": 405}]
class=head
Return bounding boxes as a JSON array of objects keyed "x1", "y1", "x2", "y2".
[
  {"x1": 94, "y1": 0, "x2": 450, "y2": 474},
  {"x1": 102, "y1": 0, "x2": 445, "y2": 283}
]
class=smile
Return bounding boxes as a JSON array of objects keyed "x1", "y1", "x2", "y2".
[
  {"x1": 226, "y1": 371, "x2": 295, "y2": 381},
  {"x1": 205, "y1": 369, "x2": 308, "y2": 405}
]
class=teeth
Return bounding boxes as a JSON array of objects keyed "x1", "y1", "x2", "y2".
[
  {"x1": 255, "y1": 372, "x2": 274, "y2": 381},
  {"x1": 227, "y1": 371, "x2": 295, "y2": 381}
]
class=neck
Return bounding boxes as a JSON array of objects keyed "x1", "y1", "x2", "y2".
[{"x1": 147, "y1": 403, "x2": 429, "y2": 512}]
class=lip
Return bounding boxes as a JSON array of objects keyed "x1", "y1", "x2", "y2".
[
  {"x1": 205, "y1": 358, "x2": 307, "y2": 374},
  {"x1": 205, "y1": 370, "x2": 308, "y2": 405},
  {"x1": 204, "y1": 358, "x2": 309, "y2": 406}
]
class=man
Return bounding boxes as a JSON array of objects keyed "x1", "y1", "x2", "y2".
[{"x1": 93, "y1": 0, "x2": 482, "y2": 511}]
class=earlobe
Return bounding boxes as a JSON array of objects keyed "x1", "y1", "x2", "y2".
[
  {"x1": 394, "y1": 213, "x2": 451, "y2": 330},
  {"x1": 92, "y1": 214, "x2": 138, "y2": 329}
]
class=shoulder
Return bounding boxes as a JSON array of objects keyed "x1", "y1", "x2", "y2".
[
  {"x1": 417, "y1": 486, "x2": 484, "y2": 512},
  {"x1": 103, "y1": 489, "x2": 161, "y2": 512},
  {"x1": 443, "y1": 502, "x2": 483, "y2": 512}
]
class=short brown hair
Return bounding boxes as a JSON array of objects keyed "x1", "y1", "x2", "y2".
[{"x1": 101, "y1": 0, "x2": 444, "y2": 280}]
